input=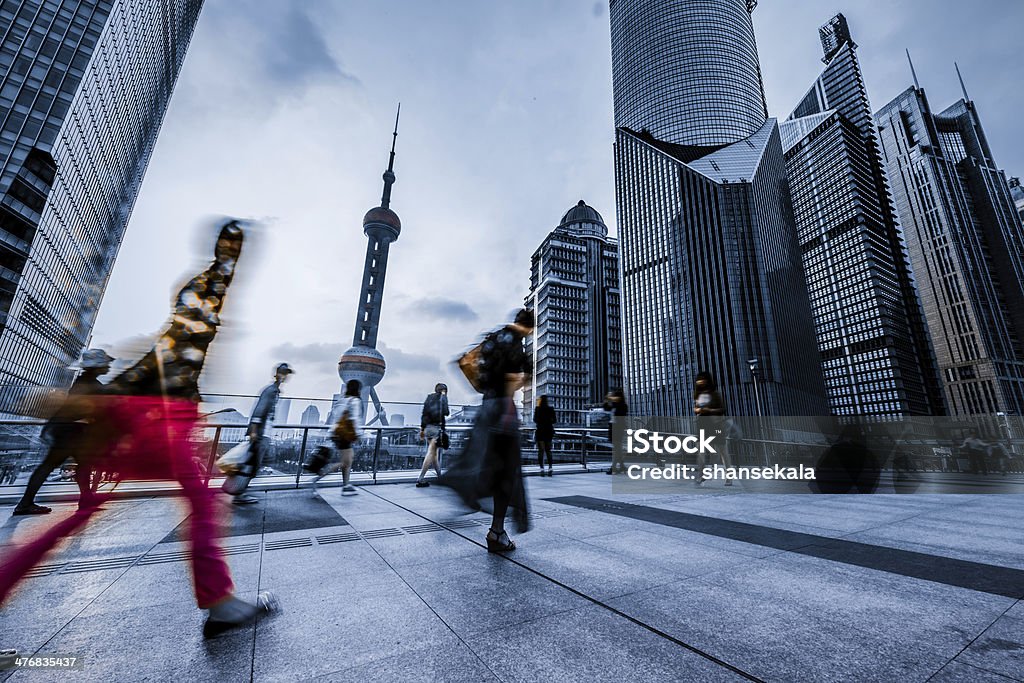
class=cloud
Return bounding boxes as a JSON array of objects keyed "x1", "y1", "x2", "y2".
[
  {"x1": 269, "y1": 341, "x2": 344, "y2": 366},
  {"x1": 403, "y1": 297, "x2": 479, "y2": 323},
  {"x1": 592, "y1": 2, "x2": 605, "y2": 18}
]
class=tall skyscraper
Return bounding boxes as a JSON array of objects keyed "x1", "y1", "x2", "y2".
[
  {"x1": 299, "y1": 404, "x2": 321, "y2": 426},
  {"x1": 523, "y1": 200, "x2": 622, "y2": 424},
  {"x1": 780, "y1": 14, "x2": 944, "y2": 417},
  {"x1": 0, "y1": 0, "x2": 203, "y2": 414},
  {"x1": 336, "y1": 107, "x2": 402, "y2": 425},
  {"x1": 610, "y1": 0, "x2": 827, "y2": 417},
  {"x1": 876, "y1": 67, "x2": 1024, "y2": 415}
]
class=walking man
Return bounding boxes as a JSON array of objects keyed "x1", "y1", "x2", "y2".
[
  {"x1": 232, "y1": 363, "x2": 294, "y2": 505},
  {"x1": 416, "y1": 383, "x2": 449, "y2": 487},
  {"x1": 13, "y1": 349, "x2": 114, "y2": 515}
]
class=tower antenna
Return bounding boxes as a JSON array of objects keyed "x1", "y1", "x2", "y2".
[
  {"x1": 954, "y1": 62, "x2": 970, "y2": 101},
  {"x1": 381, "y1": 103, "x2": 400, "y2": 209},
  {"x1": 906, "y1": 49, "x2": 920, "y2": 89}
]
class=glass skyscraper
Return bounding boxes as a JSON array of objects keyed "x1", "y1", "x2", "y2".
[
  {"x1": 523, "y1": 200, "x2": 622, "y2": 424},
  {"x1": 876, "y1": 78, "x2": 1024, "y2": 415},
  {"x1": 0, "y1": 0, "x2": 202, "y2": 414},
  {"x1": 610, "y1": 0, "x2": 827, "y2": 417},
  {"x1": 780, "y1": 14, "x2": 945, "y2": 417}
]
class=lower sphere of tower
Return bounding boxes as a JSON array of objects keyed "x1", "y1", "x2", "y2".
[{"x1": 338, "y1": 345, "x2": 386, "y2": 389}]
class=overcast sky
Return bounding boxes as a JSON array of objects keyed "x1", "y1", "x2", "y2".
[{"x1": 89, "y1": 0, "x2": 1024, "y2": 413}]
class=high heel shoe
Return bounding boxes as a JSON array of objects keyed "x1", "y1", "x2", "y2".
[{"x1": 486, "y1": 528, "x2": 515, "y2": 553}]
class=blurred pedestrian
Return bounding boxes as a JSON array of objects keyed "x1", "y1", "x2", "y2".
[
  {"x1": 960, "y1": 433, "x2": 989, "y2": 475},
  {"x1": 533, "y1": 395, "x2": 556, "y2": 476},
  {"x1": 444, "y1": 308, "x2": 534, "y2": 552},
  {"x1": 416, "y1": 382, "x2": 449, "y2": 487},
  {"x1": 332, "y1": 379, "x2": 363, "y2": 495},
  {"x1": 0, "y1": 220, "x2": 277, "y2": 638},
  {"x1": 13, "y1": 349, "x2": 113, "y2": 515},
  {"x1": 604, "y1": 389, "x2": 629, "y2": 474},
  {"x1": 229, "y1": 363, "x2": 294, "y2": 505},
  {"x1": 692, "y1": 371, "x2": 734, "y2": 487}
]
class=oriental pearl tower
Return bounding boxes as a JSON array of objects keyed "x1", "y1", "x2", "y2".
[{"x1": 336, "y1": 106, "x2": 402, "y2": 425}]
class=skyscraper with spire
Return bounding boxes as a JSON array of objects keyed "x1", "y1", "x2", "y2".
[
  {"x1": 876, "y1": 63, "x2": 1024, "y2": 415},
  {"x1": 780, "y1": 14, "x2": 945, "y2": 417},
  {"x1": 336, "y1": 107, "x2": 402, "y2": 424}
]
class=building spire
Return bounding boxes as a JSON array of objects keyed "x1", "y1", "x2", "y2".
[
  {"x1": 381, "y1": 103, "x2": 400, "y2": 209},
  {"x1": 954, "y1": 62, "x2": 970, "y2": 101},
  {"x1": 906, "y1": 49, "x2": 920, "y2": 89}
]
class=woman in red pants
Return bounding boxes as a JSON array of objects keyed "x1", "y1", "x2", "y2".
[{"x1": 0, "y1": 220, "x2": 275, "y2": 638}]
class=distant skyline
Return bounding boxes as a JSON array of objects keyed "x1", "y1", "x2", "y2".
[{"x1": 88, "y1": 0, "x2": 1024, "y2": 406}]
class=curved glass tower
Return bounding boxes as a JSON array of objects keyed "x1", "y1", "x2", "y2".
[{"x1": 610, "y1": 0, "x2": 767, "y2": 147}]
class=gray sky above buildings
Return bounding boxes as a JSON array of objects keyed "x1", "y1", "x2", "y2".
[{"x1": 89, "y1": 0, "x2": 1024, "y2": 409}]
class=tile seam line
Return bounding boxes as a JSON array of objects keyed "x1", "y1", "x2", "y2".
[
  {"x1": 333, "y1": 495, "x2": 507, "y2": 683},
  {"x1": 361, "y1": 486, "x2": 765, "y2": 683},
  {"x1": 923, "y1": 599, "x2": 1024, "y2": 683}
]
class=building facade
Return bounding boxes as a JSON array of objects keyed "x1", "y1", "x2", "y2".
[
  {"x1": 876, "y1": 82, "x2": 1024, "y2": 415},
  {"x1": 0, "y1": 0, "x2": 203, "y2": 414},
  {"x1": 610, "y1": 0, "x2": 827, "y2": 417},
  {"x1": 523, "y1": 200, "x2": 621, "y2": 425},
  {"x1": 780, "y1": 14, "x2": 944, "y2": 417}
]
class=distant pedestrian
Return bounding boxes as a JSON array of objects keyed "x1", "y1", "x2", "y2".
[
  {"x1": 416, "y1": 383, "x2": 449, "y2": 487},
  {"x1": 445, "y1": 308, "x2": 534, "y2": 552},
  {"x1": 604, "y1": 389, "x2": 629, "y2": 474},
  {"x1": 533, "y1": 395, "x2": 556, "y2": 476},
  {"x1": 332, "y1": 379, "x2": 364, "y2": 494},
  {"x1": 692, "y1": 371, "x2": 734, "y2": 487},
  {"x1": 960, "y1": 433, "x2": 990, "y2": 475},
  {"x1": 229, "y1": 363, "x2": 294, "y2": 505},
  {"x1": 13, "y1": 349, "x2": 114, "y2": 515}
]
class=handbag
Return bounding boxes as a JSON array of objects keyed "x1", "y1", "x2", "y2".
[
  {"x1": 215, "y1": 440, "x2": 251, "y2": 474},
  {"x1": 334, "y1": 402, "x2": 357, "y2": 444},
  {"x1": 221, "y1": 473, "x2": 252, "y2": 495},
  {"x1": 438, "y1": 428, "x2": 450, "y2": 450},
  {"x1": 457, "y1": 340, "x2": 487, "y2": 393},
  {"x1": 304, "y1": 445, "x2": 332, "y2": 474}
]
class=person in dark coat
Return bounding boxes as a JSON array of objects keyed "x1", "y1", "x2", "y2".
[
  {"x1": 13, "y1": 349, "x2": 114, "y2": 515},
  {"x1": 533, "y1": 395, "x2": 556, "y2": 476},
  {"x1": 693, "y1": 371, "x2": 734, "y2": 487},
  {"x1": 416, "y1": 382, "x2": 450, "y2": 487},
  {"x1": 604, "y1": 389, "x2": 629, "y2": 474},
  {"x1": 442, "y1": 309, "x2": 534, "y2": 552}
]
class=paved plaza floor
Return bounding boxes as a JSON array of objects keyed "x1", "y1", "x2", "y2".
[{"x1": 0, "y1": 471, "x2": 1022, "y2": 682}]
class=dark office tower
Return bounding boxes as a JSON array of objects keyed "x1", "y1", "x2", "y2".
[
  {"x1": 523, "y1": 201, "x2": 622, "y2": 424},
  {"x1": 876, "y1": 71, "x2": 1024, "y2": 415},
  {"x1": 0, "y1": 0, "x2": 203, "y2": 414},
  {"x1": 610, "y1": 0, "x2": 827, "y2": 417},
  {"x1": 780, "y1": 14, "x2": 945, "y2": 417}
]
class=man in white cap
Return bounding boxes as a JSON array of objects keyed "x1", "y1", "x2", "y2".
[
  {"x1": 229, "y1": 362, "x2": 294, "y2": 505},
  {"x1": 13, "y1": 348, "x2": 114, "y2": 515}
]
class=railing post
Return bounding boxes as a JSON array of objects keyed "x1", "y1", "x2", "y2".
[
  {"x1": 581, "y1": 429, "x2": 588, "y2": 470},
  {"x1": 295, "y1": 426, "x2": 309, "y2": 488},
  {"x1": 204, "y1": 427, "x2": 221, "y2": 486},
  {"x1": 372, "y1": 428, "x2": 382, "y2": 484}
]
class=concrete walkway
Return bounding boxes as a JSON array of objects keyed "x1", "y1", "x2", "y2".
[{"x1": 0, "y1": 473, "x2": 1021, "y2": 682}]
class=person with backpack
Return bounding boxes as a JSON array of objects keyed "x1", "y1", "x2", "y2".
[
  {"x1": 416, "y1": 383, "x2": 449, "y2": 487},
  {"x1": 533, "y1": 395, "x2": 556, "y2": 476},
  {"x1": 445, "y1": 308, "x2": 534, "y2": 552},
  {"x1": 229, "y1": 363, "x2": 294, "y2": 505},
  {"x1": 332, "y1": 379, "x2": 364, "y2": 494}
]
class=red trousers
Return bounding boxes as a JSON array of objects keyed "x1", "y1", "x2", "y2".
[{"x1": 0, "y1": 397, "x2": 234, "y2": 608}]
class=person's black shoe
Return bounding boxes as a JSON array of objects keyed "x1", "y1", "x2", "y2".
[
  {"x1": 415, "y1": 481, "x2": 430, "y2": 488},
  {"x1": 203, "y1": 592, "x2": 277, "y2": 639},
  {"x1": 13, "y1": 504, "x2": 51, "y2": 515}
]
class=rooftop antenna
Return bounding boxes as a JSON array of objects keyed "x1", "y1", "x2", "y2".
[
  {"x1": 954, "y1": 62, "x2": 970, "y2": 101},
  {"x1": 381, "y1": 103, "x2": 400, "y2": 209},
  {"x1": 906, "y1": 49, "x2": 920, "y2": 89}
]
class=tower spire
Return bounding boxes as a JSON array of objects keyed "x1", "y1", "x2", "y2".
[
  {"x1": 954, "y1": 62, "x2": 970, "y2": 101},
  {"x1": 906, "y1": 49, "x2": 920, "y2": 89},
  {"x1": 381, "y1": 103, "x2": 400, "y2": 209}
]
